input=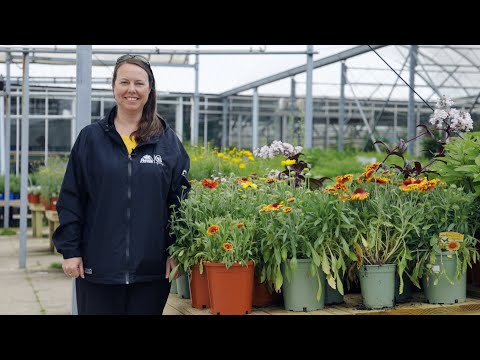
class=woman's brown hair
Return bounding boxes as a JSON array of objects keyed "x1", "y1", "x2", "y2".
[{"x1": 112, "y1": 57, "x2": 164, "y2": 143}]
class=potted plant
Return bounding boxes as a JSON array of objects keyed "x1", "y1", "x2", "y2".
[
  {"x1": 35, "y1": 157, "x2": 66, "y2": 210},
  {"x1": 201, "y1": 215, "x2": 257, "y2": 315},
  {"x1": 411, "y1": 184, "x2": 479, "y2": 304},
  {"x1": 168, "y1": 175, "x2": 262, "y2": 310},
  {"x1": 432, "y1": 131, "x2": 480, "y2": 287},
  {"x1": 256, "y1": 180, "x2": 331, "y2": 311},
  {"x1": 345, "y1": 174, "x2": 424, "y2": 309}
]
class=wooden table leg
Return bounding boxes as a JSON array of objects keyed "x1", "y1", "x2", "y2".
[
  {"x1": 49, "y1": 220, "x2": 60, "y2": 254},
  {"x1": 32, "y1": 210, "x2": 43, "y2": 238}
]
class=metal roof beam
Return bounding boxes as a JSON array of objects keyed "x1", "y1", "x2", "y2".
[{"x1": 219, "y1": 45, "x2": 387, "y2": 97}]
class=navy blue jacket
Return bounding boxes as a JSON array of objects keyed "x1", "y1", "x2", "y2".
[{"x1": 53, "y1": 106, "x2": 191, "y2": 284}]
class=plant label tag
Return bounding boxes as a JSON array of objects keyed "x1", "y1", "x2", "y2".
[
  {"x1": 439, "y1": 232, "x2": 464, "y2": 242},
  {"x1": 432, "y1": 265, "x2": 441, "y2": 273}
]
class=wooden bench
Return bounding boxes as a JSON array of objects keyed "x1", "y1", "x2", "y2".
[{"x1": 45, "y1": 210, "x2": 59, "y2": 254}]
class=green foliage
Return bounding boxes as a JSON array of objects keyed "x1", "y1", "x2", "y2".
[
  {"x1": 188, "y1": 145, "x2": 260, "y2": 180},
  {"x1": 36, "y1": 156, "x2": 67, "y2": 202},
  {"x1": 410, "y1": 185, "x2": 479, "y2": 287},
  {"x1": 168, "y1": 177, "x2": 261, "y2": 278},
  {"x1": 200, "y1": 216, "x2": 256, "y2": 268},
  {"x1": 49, "y1": 262, "x2": 63, "y2": 270},
  {"x1": 0, "y1": 175, "x2": 21, "y2": 194},
  {"x1": 304, "y1": 148, "x2": 429, "y2": 179},
  {"x1": 432, "y1": 132, "x2": 480, "y2": 199},
  {"x1": 0, "y1": 228, "x2": 17, "y2": 236},
  {"x1": 345, "y1": 178, "x2": 421, "y2": 296}
]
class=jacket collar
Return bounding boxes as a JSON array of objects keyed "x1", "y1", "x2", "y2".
[{"x1": 98, "y1": 105, "x2": 169, "y2": 145}]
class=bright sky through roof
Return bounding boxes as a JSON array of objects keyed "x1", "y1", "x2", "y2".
[{"x1": 0, "y1": 45, "x2": 356, "y2": 96}]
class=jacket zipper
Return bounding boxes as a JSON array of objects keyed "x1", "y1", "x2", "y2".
[{"x1": 126, "y1": 153, "x2": 133, "y2": 284}]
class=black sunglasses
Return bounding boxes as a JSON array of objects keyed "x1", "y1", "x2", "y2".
[{"x1": 116, "y1": 54, "x2": 151, "y2": 66}]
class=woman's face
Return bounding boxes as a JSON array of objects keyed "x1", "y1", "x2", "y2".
[{"x1": 113, "y1": 63, "x2": 151, "y2": 113}]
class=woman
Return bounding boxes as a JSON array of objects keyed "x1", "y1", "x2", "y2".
[{"x1": 53, "y1": 54, "x2": 191, "y2": 315}]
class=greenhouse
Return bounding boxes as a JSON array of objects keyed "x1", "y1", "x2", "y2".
[{"x1": 0, "y1": 45, "x2": 479, "y2": 315}]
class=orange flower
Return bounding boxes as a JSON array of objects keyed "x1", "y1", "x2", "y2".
[
  {"x1": 282, "y1": 207, "x2": 292, "y2": 213},
  {"x1": 208, "y1": 225, "x2": 220, "y2": 235},
  {"x1": 236, "y1": 223, "x2": 244, "y2": 228},
  {"x1": 350, "y1": 188, "x2": 369, "y2": 201},
  {"x1": 268, "y1": 202, "x2": 284, "y2": 211},
  {"x1": 418, "y1": 179, "x2": 440, "y2": 192},
  {"x1": 358, "y1": 162, "x2": 381, "y2": 182},
  {"x1": 368, "y1": 176, "x2": 391, "y2": 184},
  {"x1": 446, "y1": 241, "x2": 461, "y2": 251},
  {"x1": 237, "y1": 177, "x2": 251, "y2": 184},
  {"x1": 260, "y1": 201, "x2": 285, "y2": 213},
  {"x1": 336, "y1": 174, "x2": 353, "y2": 184},
  {"x1": 223, "y1": 242, "x2": 233, "y2": 251},
  {"x1": 202, "y1": 178, "x2": 219, "y2": 189}
]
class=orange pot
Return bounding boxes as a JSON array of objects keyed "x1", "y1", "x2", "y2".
[
  {"x1": 205, "y1": 261, "x2": 254, "y2": 315},
  {"x1": 190, "y1": 263, "x2": 210, "y2": 309}
]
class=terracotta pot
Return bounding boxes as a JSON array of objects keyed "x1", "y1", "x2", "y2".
[
  {"x1": 205, "y1": 261, "x2": 254, "y2": 315},
  {"x1": 190, "y1": 263, "x2": 210, "y2": 309},
  {"x1": 253, "y1": 274, "x2": 283, "y2": 307},
  {"x1": 40, "y1": 196, "x2": 51, "y2": 210}
]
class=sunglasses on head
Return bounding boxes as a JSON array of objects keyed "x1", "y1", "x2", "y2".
[{"x1": 116, "y1": 54, "x2": 151, "y2": 66}]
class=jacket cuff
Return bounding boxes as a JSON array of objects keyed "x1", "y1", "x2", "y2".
[{"x1": 61, "y1": 250, "x2": 82, "y2": 259}]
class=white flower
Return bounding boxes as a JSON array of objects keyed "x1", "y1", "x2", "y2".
[
  {"x1": 253, "y1": 141, "x2": 303, "y2": 159},
  {"x1": 429, "y1": 95, "x2": 474, "y2": 133}
]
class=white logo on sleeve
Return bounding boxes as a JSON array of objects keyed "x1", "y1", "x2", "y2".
[
  {"x1": 181, "y1": 170, "x2": 188, "y2": 177},
  {"x1": 140, "y1": 154, "x2": 164, "y2": 166}
]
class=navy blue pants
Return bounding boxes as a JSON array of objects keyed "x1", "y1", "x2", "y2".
[{"x1": 76, "y1": 277, "x2": 171, "y2": 315}]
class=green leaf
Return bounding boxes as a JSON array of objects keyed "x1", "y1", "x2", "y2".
[
  {"x1": 274, "y1": 269, "x2": 283, "y2": 291},
  {"x1": 337, "y1": 276, "x2": 344, "y2": 295},
  {"x1": 455, "y1": 165, "x2": 478, "y2": 173},
  {"x1": 274, "y1": 248, "x2": 281, "y2": 264},
  {"x1": 322, "y1": 249, "x2": 331, "y2": 275},
  {"x1": 475, "y1": 155, "x2": 480, "y2": 166},
  {"x1": 327, "y1": 275, "x2": 336, "y2": 290},
  {"x1": 309, "y1": 245, "x2": 321, "y2": 267}
]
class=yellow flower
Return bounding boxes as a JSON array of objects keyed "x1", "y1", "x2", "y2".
[
  {"x1": 223, "y1": 242, "x2": 234, "y2": 251},
  {"x1": 241, "y1": 181, "x2": 257, "y2": 189},
  {"x1": 239, "y1": 163, "x2": 246, "y2": 169},
  {"x1": 281, "y1": 159, "x2": 297, "y2": 166}
]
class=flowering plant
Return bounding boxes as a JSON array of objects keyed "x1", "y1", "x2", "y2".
[
  {"x1": 254, "y1": 140, "x2": 330, "y2": 189},
  {"x1": 374, "y1": 96, "x2": 475, "y2": 182},
  {"x1": 410, "y1": 184, "x2": 479, "y2": 286},
  {"x1": 429, "y1": 95, "x2": 473, "y2": 135},
  {"x1": 200, "y1": 216, "x2": 257, "y2": 269},
  {"x1": 346, "y1": 174, "x2": 421, "y2": 269},
  {"x1": 168, "y1": 175, "x2": 266, "y2": 276}
]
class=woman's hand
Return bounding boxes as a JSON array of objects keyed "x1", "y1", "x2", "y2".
[{"x1": 62, "y1": 257, "x2": 84, "y2": 279}]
